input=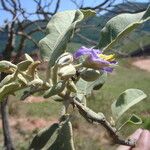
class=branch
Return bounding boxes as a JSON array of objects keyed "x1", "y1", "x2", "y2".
[
  {"x1": 33, "y1": 0, "x2": 58, "y2": 19},
  {"x1": 80, "y1": 0, "x2": 111, "y2": 10},
  {"x1": 53, "y1": 0, "x2": 61, "y2": 14},
  {"x1": 17, "y1": 31, "x2": 38, "y2": 47},
  {"x1": 20, "y1": 87, "x2": 45, "y2": 100},
  {"x1": 70, "y1": 0, "x2": 81, "y2": 8},
  {"x1": 1, "y1": 0, "x2": 14, "y2": 15},
  {"x1": 72, "y1": 99, "x2": 136, "y2": 147}
]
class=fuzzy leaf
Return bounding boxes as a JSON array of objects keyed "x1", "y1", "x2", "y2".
[
  {"x1": 29, "y1": 115, "x2": 75, "y2": 150},
  {"x1": 98, "y1": 6, "x2": 150, "y2": 51},
  {"x1": 29, "y1": 123, "x2": 59, "y2": 150},
  {"x1": 75, "y1": 93, "x2": 87, "y2": 106},
  {"x1": 111, "y1": 89, "x2": 147, "y2": 120},
  {"x1": 128, "y1": 114, "x2": 142, "y2": 125},
  {"x1": 26, "y1": 61, "x2": 41, "y2": 77},
  {"x1": 17, "y1": 60, "x2": 32, "y2": 71},
  {"x1": 46, "y1": 121, "x2": 75, "y2": 150},
  {"x1": 39, "y1": 9, "x2": 95, "y2": 66}
]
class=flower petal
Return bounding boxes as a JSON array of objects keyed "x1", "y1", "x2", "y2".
[
  {"x1": 74, "y1": 46, "x2": 101, "y2": 59},
  {"x1": 74, "y1": 46, "x2": 117, "y2": 73},
  {"x1": 102, "y1": 67, "x2": 114, "y2": 72}
]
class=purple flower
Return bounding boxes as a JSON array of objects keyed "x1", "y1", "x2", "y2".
[{"x1": 74, "y1": 46, "x2": 117, "y2": 72}]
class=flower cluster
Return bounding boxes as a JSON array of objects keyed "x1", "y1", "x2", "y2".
[{"x1": 74, "y1": 46, "x2": 117, "y2": 72}]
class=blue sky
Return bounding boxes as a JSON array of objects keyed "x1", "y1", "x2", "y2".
[{"x1": 0, "y1": 0, "x2": 149, "y2": 26}]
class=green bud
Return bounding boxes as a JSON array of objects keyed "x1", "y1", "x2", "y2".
[
  {"x1": 0, "y1": 73, "x2": 15, "y2": 87},
  {"x1": 28, "y1": 78, "x2": 43, "y2": 86},
  {"x1": 80, "y1": 69, "x2": 101, "y2": 81},
  {"x1": 0, "y1": 82, "x2": 21, "y2": 101},
  {"x1": 0, "y1": 61, "x2": 17, "y2": 73},
  {"x1": 26, "y1": 61, "x2": 41, "y2": 77},
  {"x1": 56, "y1": 52, "x2": 73, "y2": 67},
  {"x1": 58, "y1": 64, "x2": 76, "y2": 79},
  {"x1": 44, "y1": 81, "x2": 66, "y2": 98}
]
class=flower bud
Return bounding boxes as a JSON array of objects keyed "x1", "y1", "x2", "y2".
[
  {"x1": 56, "y1": 52, "x2": 73, "y2": 67},
  {"x1": 0, "y1": 61, "x2": 17, "y2": 73},
  {"x1": 58, "y1": 64, "x2": 76, "y2": 79},
  {"x1": 80, "y1": 68, "x2": 101, "y2": 81}
]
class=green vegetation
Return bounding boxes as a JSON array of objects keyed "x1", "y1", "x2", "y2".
[
  {"x1": 88, "y1": 58, "x2": 150, "y2": 137},
  {"x1": 0, "y1": 58, "x2": 148, "y2": 150},
  {"x1": 0, "y1": 2, "x2": 149, "y2": 149}
]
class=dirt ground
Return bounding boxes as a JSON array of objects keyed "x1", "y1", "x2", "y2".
[{"x1": 132, "y1": 58, "x2": 150, "y2": 72}]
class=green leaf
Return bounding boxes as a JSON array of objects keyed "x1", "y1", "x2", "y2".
[
  {"x1": 128, "y1": 114, "x2": 142, "y2": 125},
  {"x1": 29, "y1": 115, "x2": 75, "y2": 150},
  {"x1": 111, "y1": 89, "x2": 147, "y2": 120},
  {"x1": 117, "y1": 114, "x2": 142, "y2": 131},
  {"x1": 47, "y1": 121, "x2": 75, "y2": 150},
  {"x1": 76, "y1": 71, "x2": 107, "y2": 95},
  {"x1": 75, "y1": 93, "x2": 87, "y2": 106},
  {"x1": 29, "y1": 123, "x2": 59, "y2": 150},
  {"x1": 26, "y1": 61, "x2": 41, "y2": 77},
  {"x1": 92, "y1": 71, "x2": 107, "y2": 90},
  {"x1": 39, "y1": 9, "x2": 95, "y2": 66},
  {"x1": 17, "y1": 60, "x2": 32, "y2": 71},
  {"x1": 98, "y1": 6, "x2": 150, "y2": 51}
]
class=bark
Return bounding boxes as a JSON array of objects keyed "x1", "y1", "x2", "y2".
[
  {"x1": 1, "y1": 97, "x2": 15, "y2": 150},
  {"x1": 0, "y1": 70, "x2": 15, "y2": 150}
]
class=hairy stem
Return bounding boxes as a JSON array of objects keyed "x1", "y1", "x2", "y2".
[{"x1": 72, "y1": 99, "x2": 135, "y2": 147}]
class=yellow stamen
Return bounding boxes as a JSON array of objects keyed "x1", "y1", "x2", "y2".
[{"x1": 98, "y1": 54, "x2": 115, "y2": 61}]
